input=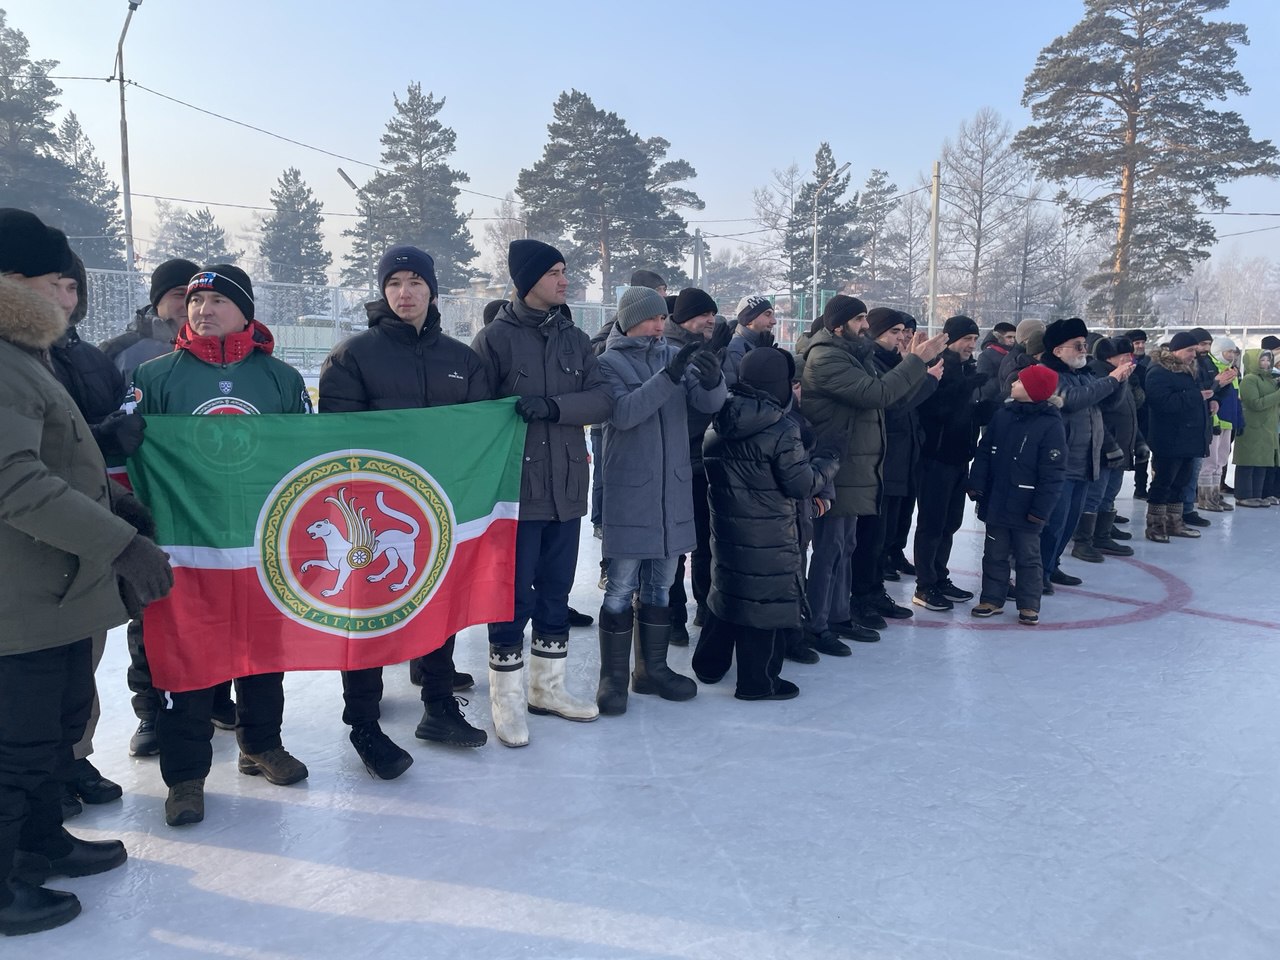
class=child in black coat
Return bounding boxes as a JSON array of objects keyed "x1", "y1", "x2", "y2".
[{"x1": 967, "y1": 365, "x2": 1067, "y2": 624}]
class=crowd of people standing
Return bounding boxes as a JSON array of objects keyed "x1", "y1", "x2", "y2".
[{"x1": 2, "y1": 204, "x2": 1278, "y2": 935}]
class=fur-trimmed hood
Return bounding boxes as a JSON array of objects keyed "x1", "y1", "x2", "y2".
[
  {"x1": 0, "y1": 274, "x2": 67, "y2": 350},
  {"x1": 1150, "y1": 345, "x2": 1196, "y2": 376}
]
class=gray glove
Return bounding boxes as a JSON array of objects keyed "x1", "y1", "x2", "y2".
[{"x1": 112, "y1": 534, "x2": 174, "y2": 611}]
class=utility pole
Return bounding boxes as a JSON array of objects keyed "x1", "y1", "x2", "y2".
[
  {"x1": 692, "y1": 228, "x2": 703, "y2": 287},
  {"x1": 927, "y1": 160, "x2": 941, "y2": 335},
  {"x1": 811, "y1": 161, "x2": 851, "y2": 324},
  {"x1": 114, "y1": 1, "x2": 143, "y2": 281}
]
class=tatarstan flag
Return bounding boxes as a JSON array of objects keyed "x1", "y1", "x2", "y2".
[{"x1": 127, "y1": 400, "x2": 525, "y2": 692}]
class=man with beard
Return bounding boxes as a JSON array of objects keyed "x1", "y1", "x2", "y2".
[{"x1": 799, "y1": 296, "x2": 946, "y2": 649}]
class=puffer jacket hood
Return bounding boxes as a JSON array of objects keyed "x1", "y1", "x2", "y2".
[
  {"x1": 364, "y1": 298, "x2": 442, "y2": 338},
  {"x1": 715, "y1": 384, "x2": 789, "y2": 440}
]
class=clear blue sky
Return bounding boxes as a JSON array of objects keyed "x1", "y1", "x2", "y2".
[{"x1": 8, "y1": 0, "x2": 1279, "y2": 278}]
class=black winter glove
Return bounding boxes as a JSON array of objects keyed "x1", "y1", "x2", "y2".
[
  {"x1": 112, "y1": 534, "x2": 174, "y2": 612},
  {"x1": 689, "y1": 348, "x2": 722, "y2": 388},
  {"x1": 757, "y1": 331, "x2": 776, "y2": 349},
  {"x1": 707, "y1": 319, "x2": 735, "y2": 353},
  {"x1": 92, "y1": 410, "x2": 146, "y2": 457},
  {"x1": 111, "y1": 488, "x2": 158, "y2": 539},
  {"x1": 1134, "y1": 440, "x2": 1151, "y2": 462},
  {"x1": 514, "y1": 396, "x2": 559, "y2": 423},
  {"x1": 664, "y1": 341, "x2": 702, "y2": 383}
]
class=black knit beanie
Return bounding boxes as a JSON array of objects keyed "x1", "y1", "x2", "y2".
[
  {"x1": 0, "y1": 208, "x2": 72, "y2": 277},
  {"x1": 1188, "y1": 327, "x2": 1212, "y2": 345},
  {"x1": 630, "y1": 269, "x2": 666, "y2": 290},
  {"x1": 150, "y1": 258, "x2": 201, "y2": 309},
  {"x1": 62, "y1": 252, "x2": 88, "y2": 325},
  {"x1": 739, "y1": 346, "x2": 795, "y2": 409},
  {"x1": 867, "y1": 306, "x2": 904, "y2": 339},
  {"x1": 1261, "y1": 335, "x2": 1280, "y2": 350},
  {"x1": 187, "y1": 264, "x2": 255, "y2": 322},
  {"x1": 820, "y1": 295, "x2": 867, "y2": 332},
  {"x1": 673, "y1": 288, "x2": 718, "y2": 326},
  {"x1": 943, "y1": 315, "x2": 980, "y2": 343},
  {"x1": 508, "y1": 239, "x2": 565, "y2": 299}
]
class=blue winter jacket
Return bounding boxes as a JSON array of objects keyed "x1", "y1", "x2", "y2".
[{"x1": 968, "y1": 398, "x2": 1068, "y2": 532}]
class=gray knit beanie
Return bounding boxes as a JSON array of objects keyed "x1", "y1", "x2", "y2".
[{"x1": 615, "y1": 285, "x2": 669, "y2": 333}]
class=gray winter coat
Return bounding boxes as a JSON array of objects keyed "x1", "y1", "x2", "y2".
[
  {"x1": 100, "y1": 305, "x2": 181, "y2": 381},
  {"x1": 1041, "y1": 353, "x2": 1120, "y2": 482},
  {"x1": 471, "y1": 298, "x2": 613, "y2": 522},
  {"x1": 597, "y1": 328, "x2": 726, "y2": 560}
]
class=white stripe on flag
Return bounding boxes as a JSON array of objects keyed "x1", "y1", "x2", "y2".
[{"x1": 165, "y1": 500, "x2": 520, "y2": 570}]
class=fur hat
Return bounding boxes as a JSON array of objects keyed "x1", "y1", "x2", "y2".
[
  {"x1": 614, "y1": 285, "x2": 668, "y2": 333},
  {"x1": 1125, "y1": 328, "x2": 1148, "y2": 343},
  {"x1": 1260, "y1": 335, "x2": 1280, "y2": 350},
  {"x1": 0, "y1": 208, "x2": 72, "y2": 278},
  {"x1": 1044, "y1": 317, "x2": 1089, "y2": 353},
  {"x1": 1018, "y1": 364, "x2": 1059, "y2": 403},
  {"x1": 508, "y1": 239, "x2": 565, "y2": 299}
]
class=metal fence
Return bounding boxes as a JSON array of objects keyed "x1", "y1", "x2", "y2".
[{"x1": 82, "y1": 270, "x2": 614, "y2": 375}]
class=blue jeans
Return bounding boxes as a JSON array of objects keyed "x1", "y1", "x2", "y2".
[
  {"x1": 1083, "y1": 466, "x2": 1124, "y2": 514},
  {"x1": 1182, "y1": 457, "x2": 1202, "y2": 514},
  {"x1": 1040, "y1": 477, "x2": 1087, "y2": 578},
  {"x1": 602, "y1": 556, "x2": 679, "y2": 614},
  {"x1": 487, "y1": 518, "x2": 580, "y2": 649}
]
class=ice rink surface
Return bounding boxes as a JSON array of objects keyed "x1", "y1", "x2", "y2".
[{"x1": 35, "y1": 483, "x2": 1280, "y2": 960}]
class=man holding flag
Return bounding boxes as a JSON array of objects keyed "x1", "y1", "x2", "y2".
[
  {"x1": 320, "y1": 245, "x2": 492, "y2": 776},
  {"x1": 130, "y1": 264, "x2": 310, "y2": 826}
]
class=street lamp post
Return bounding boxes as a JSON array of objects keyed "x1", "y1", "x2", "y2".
[
  {"x1": 114, "y1": 1, "x2": 142, "y2": 279},
  {"x1": 812, "y1": 161, "x2": 851, "y2": 323}
]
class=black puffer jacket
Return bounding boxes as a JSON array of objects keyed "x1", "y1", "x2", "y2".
[
  {"x1": 49, "y1": 325, "x2": 125, "y2": 426},
  {"x1": 917, "y1": 349, "x2": 995, "y2": 468},
  {"x1": 320, "y1": 300, "x2": 490, "y2": 411},
  {"x1": 872, "y1": 342, "x2": 938, "y2": 496},
  {"x1": 1145, "y1": 348, "x2": 1210, "y2": 460},
  {"x1": 703, "y1": 386, "x2": 838, "y2": 630}
]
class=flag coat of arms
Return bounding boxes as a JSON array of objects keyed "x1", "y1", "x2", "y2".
[{"x1": 128, "y1": 399, "x2": 525, "y2": 692}]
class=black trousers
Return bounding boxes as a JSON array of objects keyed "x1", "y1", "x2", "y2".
[
  {"x1": 1149, "y1": 456, "x2": 1195, "y2": 505},
  {"x1": 848, "y1": 511, "x2": 886, "y2": 598},
  {"x1": 913, "y1": 461, "x2": 968, "y2": 589},
  {"x1": 157, "y1": 672, "x2": 285, "y2": 786},
  {"x1": 1234, "y1": 465, "x2": 1266, "y2": 501},
  {"x1": 0, "y1": 637, "x2": 92, "y2": 889},
  {"x1": 691, "y1": 611, "x2": 783, "y2": 698},
  {"x1": 1264, "y1": 466, "x2": 1280, "y2": 499},
  {"x1": 342, "y1": 635, "x2": 456, "y2": 725},
  {"x1": 669, "y1": 469, "x2": 711, "y2": 625},
  {"x1": 488, "y1": 518, "x2": 580, "y2": 649},
  {"x1": 128, "y1": 616, "x2": 231, "y2": 721},
  {"x1": 980, "y1": 524, "x2": 1044, "y2": 612},
  {"x1": 881, "y1": 493, "x2": 912, "y2": 561}
]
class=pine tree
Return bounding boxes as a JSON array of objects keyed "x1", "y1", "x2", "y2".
[
  {"x1": 0, "y1": 11, "x2": 71, "y2": 217},
  {"x1": 259, "y1": 168, "x2": 330, "y2": 285},
  {"x1": 856, "y1": 169, "x2": 901, "y2": 295},
  {"x1": 170, "y1": 208, "x2": 239, "y2": 265},
  {"x1": 50, "y1": 112, "x2": 125, "y2": 269},
  {"x1": 343, "y1": 84, "x2": 476, "y2": 290},
  {"x1": 516, "y1": 90, "x2": 702, "y2": 297},
  {"x1": 783, "y1": 144, "x2": 866, "y2": 302},
  {"x1": 1013, "y1": 0, "x2": 1280, "y2": 322}
]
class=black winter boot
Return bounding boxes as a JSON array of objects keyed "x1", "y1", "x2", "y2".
[
  {"x1": 596, "y1": 607, "x2": 634, "y2": 716},
  {"x1": 691, "y1": 610, "x2": 735, "y2": 683},
  {"x1": 734, "y1": 628, "x2": 797, "y2": 700},
  {"x1": 632, "y1": 604, "x2": 697, "y2": 701},
  {"x1": 780, "y1": 626, "x2": 819, "y2": 664},
  {"x1": 1093, "y1": 510, "x2": 1134, "y2": 556},
  {"x1": 1070, "y1": 513, "x2": 1105, "y2": 563}
]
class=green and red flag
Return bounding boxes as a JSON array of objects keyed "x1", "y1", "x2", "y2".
[{"x1": 127, "y1": 400, "x2": 525, "y2": 692}]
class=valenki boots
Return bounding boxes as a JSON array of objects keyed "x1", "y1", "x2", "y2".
[
  {"x1": 1166, "y1": 508, "x2": 1201, "y2": 539},
  {"x1": 596, "y1": 608, "x2": 634, "y2": 716},
  {"x1": 488, "y1": 646, "x2": 529, "y2": 747},
  {"x1": 1196, "y1": 485, "x2": 1224, "y2": 512},
  {"x1": 632, "y1": 604, "x2": 697, "y2": 701},
  {"x1": 1145, "y1": 503, "x2": 1169, "y2": 543},
  {"x1": 528, "y1": 632, "x2": 598, "y2": 722}
]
